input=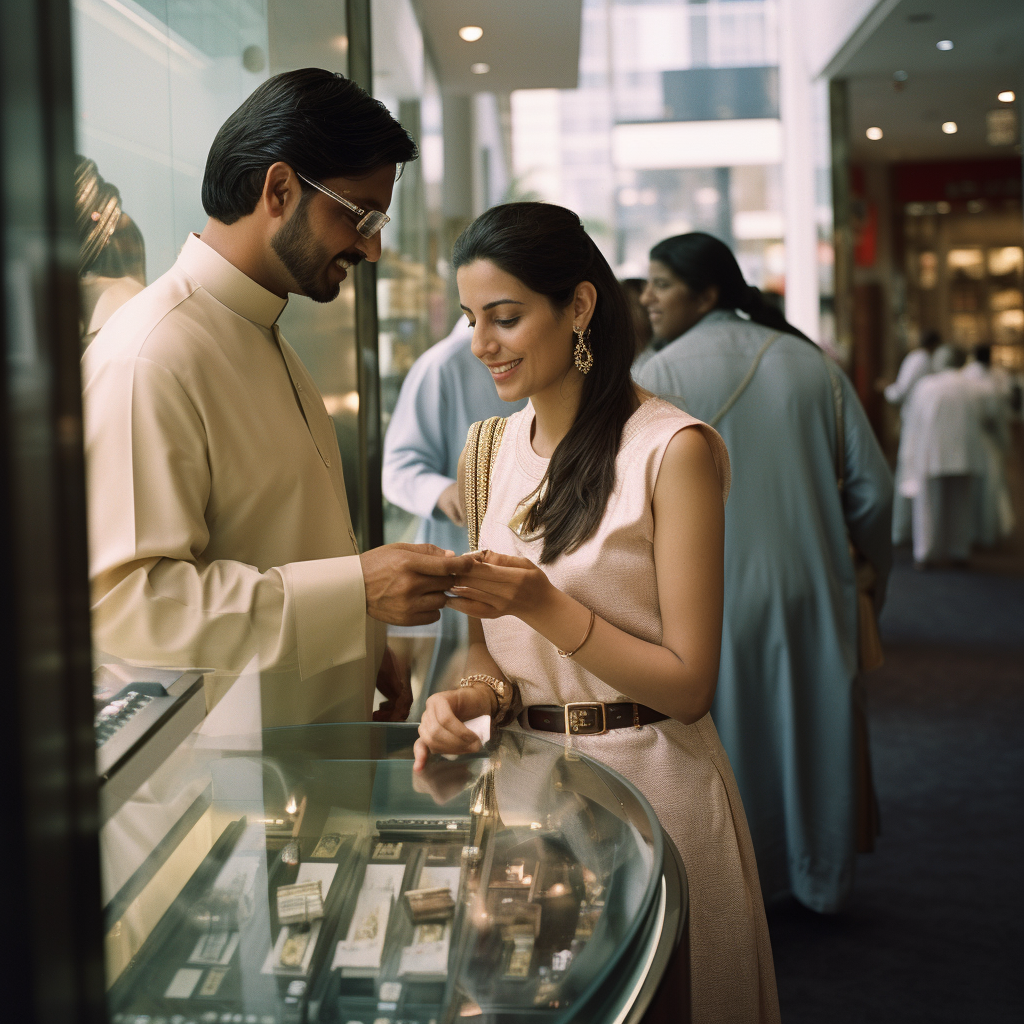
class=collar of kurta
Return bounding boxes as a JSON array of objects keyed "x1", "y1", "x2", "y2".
[{"x1": 177, "y1": 232, "x2": 288, "y2": 328}]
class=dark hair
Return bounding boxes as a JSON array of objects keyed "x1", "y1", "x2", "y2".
[
  {"x1": 974, "y1": 343, "x2": 992, "y2": 366},
  {"x1": 921, "y1": 330, "x2": 942, "y2": 351},
  {"x1": 202, "y1": 68, "x2": 418, "y2": 224},
  {"x1": 650, "y1": 232, "x2": 811, "y2": 341},
  {"x1": 453, "y1": 203, "x2": 636, "y2": 564}
]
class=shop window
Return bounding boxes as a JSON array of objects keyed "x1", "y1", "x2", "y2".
[{"x1": 72, "y1": 0, "x2": 361, "y2": 524}]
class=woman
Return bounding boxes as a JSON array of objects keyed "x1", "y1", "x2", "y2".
[
  {"x1": 414, "y1": 205, "x2": 779, "y2": 1023},
  {"x1": 637, "y1": 233, "x2": 893, "y2": 913}
]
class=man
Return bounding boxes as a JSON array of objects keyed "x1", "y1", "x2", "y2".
[
  {"x1": 884, "y1": 329, "x2": 941, "y2": 408},
  {"x1": 963, "y1": 345, "x2": 1015, "y2": 547},
  {"x1": 382, "y1": 317, "x2": 523, "y2": 556},
  {"x1": 82, "y1": 69, "x2": 477, "y2": 726},
  {"x1": 897, "y1": 352, "x2": 987, "y2": 567},
  {"x1": 381, "y1": 318, "x2": 523, "y2": 696},
  {"x1": 885, "y1": 330, "x2": 942, "y2": 545}
]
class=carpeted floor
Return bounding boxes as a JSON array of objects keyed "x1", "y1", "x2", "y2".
[{"x1": 768, "y1": 553, "x2": 1024, "y2": 1022}]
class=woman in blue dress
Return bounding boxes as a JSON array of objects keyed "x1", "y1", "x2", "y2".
[{"x1": 638, "y1": 233, "x2": 893, "y2": 913}]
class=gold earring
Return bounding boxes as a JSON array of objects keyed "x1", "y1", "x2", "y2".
[{"x1": 573, "y1": 324, "x2": 593, "y2": 375}]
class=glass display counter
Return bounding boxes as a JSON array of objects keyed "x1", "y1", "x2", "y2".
[{"x1": 102, "y1": 722, "x2": 686, "y2": 1024}]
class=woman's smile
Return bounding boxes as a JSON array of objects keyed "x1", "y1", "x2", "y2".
[{"x1": 486, "y1": 357, "x2": 523, "y2": 380}]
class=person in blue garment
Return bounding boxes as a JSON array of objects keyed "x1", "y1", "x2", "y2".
[
  {"x1": 382, "y1": 317, "x2": 525, "y2": 686},
  {"x1": 638, "y1": 232, "x2": 894, "y2": 913}
]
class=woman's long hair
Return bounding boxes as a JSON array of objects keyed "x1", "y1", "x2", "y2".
[
  {"x1": 453, "y1": 203, "x2": 636, "y2": 564},
  {"x1": 650, "y1": 231, "x2": 811, "y2": 341}
]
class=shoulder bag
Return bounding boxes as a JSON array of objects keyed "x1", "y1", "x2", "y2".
[{"x1": 464, "y1": 416, "x2": 508, "y2": 550}]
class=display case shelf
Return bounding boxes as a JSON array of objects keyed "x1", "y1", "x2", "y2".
[{"x1": 103, "y1": 724, "x2": 686, "y2": 1024}]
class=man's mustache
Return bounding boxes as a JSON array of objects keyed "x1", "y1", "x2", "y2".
[{"x1": 335, "y1": 248, "x2": 366, "y2": 266}]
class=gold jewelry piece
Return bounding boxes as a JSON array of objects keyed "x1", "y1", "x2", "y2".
[
  {"x1": 460, "y1": 673, "x2": 509, "y2": 716},
  {"x1": 556, "y1": 607, "x2": 596, "y2": 658},
  {"x1": 573, "y1": 324, "x2": 593, "y2": 375}
]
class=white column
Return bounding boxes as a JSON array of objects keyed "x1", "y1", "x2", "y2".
[{"x1": 778, "y1": 0, "x2": 820, "y2": 341}]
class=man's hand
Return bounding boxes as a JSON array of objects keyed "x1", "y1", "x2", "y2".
[
  {"x1": 373, "y1": 647, "x2": 412, "y2": 722},
  {"x1": 359, "y1": 544, "x2": 480, "y2": 626},
  {"x1": 435, "y1": 481, "x2": 465, "y2": 526}
]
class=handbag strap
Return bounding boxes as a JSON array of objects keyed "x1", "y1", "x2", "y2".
[
  {"x1": 709, "y1": 331, "x2": 782, "y2": 427},
  {"x1": 464, "y1": 416, "x2": 508, "y2": 549}
]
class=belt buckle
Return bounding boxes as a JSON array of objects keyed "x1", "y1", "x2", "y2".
[{"x1": 564, "y1": 702, "x2": 607, "y2": 736}]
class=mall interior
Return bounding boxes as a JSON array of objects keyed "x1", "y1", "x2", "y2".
[{"x1": 1, "y1": 0, "x2": 1021, "y2": 1021}]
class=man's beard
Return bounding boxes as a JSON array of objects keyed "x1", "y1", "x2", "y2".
[{"x1": 270, "y1": 197, "x2": 359, "y2": 303}]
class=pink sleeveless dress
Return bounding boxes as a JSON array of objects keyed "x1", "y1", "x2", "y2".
[{"x1": 478, "y1": 398, "x2": 780, "y2": 1024}]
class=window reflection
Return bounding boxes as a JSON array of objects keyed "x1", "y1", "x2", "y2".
[
  {"x1": 75, "y1": 156, "x2": 147, "y2": 346},
  {"x1": 73, "y1": 0, "x2": 362, "y2": 522},
  {"x1": 372, "y1": 0, "x2": 447, "y2": 545}
]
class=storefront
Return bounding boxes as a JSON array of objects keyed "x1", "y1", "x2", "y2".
[{"x1": 1, "y1": 2, "x2": 684, "y2": 1020}]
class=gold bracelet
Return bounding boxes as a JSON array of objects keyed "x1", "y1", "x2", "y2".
[
  {"x1": 556, "y1": 607, "x2": 596, "y2": 658},
  {"x1": 459, "y1": 674, "x2": 509, "y2": 715}
]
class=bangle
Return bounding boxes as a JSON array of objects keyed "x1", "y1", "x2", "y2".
[
  {"x1": 556, "y1": 607, "x2": 596, "y2": 658},
  {"x1": 459, "y1": 674, "x2": 509, "y2": 716}
]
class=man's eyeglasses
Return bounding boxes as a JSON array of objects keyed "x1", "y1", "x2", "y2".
[{"x1": 295, "y1": 172, "x2": 390, "y2": 239}]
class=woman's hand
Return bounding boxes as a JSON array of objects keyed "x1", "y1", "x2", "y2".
[
  {"x1": 413, "y1": 685, "x2": 496, "y2": 771},
  {"x1": 446, "y1": 550, "x2": 554, "y2": 622}
]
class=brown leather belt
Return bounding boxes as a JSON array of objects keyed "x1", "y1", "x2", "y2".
[{"x1": 521, "y1": 702, "x2": 668, "y2": 736}]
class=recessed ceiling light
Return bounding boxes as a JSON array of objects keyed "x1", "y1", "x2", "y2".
[
  {"x1": 866, "y1": 126, "x2": 884, "y2": 140},
  {"x1": 936, "y1": 39, "x2": 953, "y2": 51},
  {"x1": 470, "y1": 63, "x2": 490, "y2": 75},
  {"x1": 941, "y1": 121, "x2": 958, "y2": 134},
  {"x1": 997, "y1": 90, "x2": 1016, "y2": 103},
  {"x1": 893, "y1": 70, "x2": 908, "y2": 82},
  {"x1": 459, "y1": 25, "x2": 483, "y2": 42}
]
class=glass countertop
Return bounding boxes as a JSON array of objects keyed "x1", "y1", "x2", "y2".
[{"x1": 105, "y1": 724, "x2": 666, "y2": 1024}]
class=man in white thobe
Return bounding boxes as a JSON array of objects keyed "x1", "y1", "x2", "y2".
[
  {"x1": 885, "y1": 332, "x2": 941, "y2": 544},
  {"x1": 381, "y1": 318, "x2": 523, "y2": 696},
  {"x1": 897, "y1": 366, "x2": 988, "y2": 566},
  {"x1": 83, "y1": 70, "x2": 476, "y2": 726},
  {"x1": 963, "y1": 346, "x2": 1015, "y2": 546},
  {"x1": 382, "y1": 318, "x2": 523, "y2": 556}
]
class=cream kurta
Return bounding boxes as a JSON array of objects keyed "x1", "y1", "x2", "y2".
[
  {"x1": 82, "y1": 233, "x2": 385, "y2": 726},
  {"x1": 479, "y1": 399, "x2": 780, "y2": 1024}
]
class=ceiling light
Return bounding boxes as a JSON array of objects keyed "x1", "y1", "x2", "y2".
[
  {"x1": 941, "y1": 121, "x2": 958, "y2": 134},
  {"x1": 997, "y1": 90, "x2": 1015, "y2": 103},
  {"x1": 893, "y1": 70, "x2": 908, "y2": 82},
  {"x1": 470, "y1": 63, "x2": 490, "y2": 75},
  {"x1": 936, "y1": 39, "x2": 953, "y2": 51},
  {"x1": 331, "y1": 34, "x2": 348, "y2": 53},
  {"x1": 866, "y1": 126, "x2": 884, "y2": 141},
  {"x1": 459, "y1": 25, "x2": 483, "y2": 42}
]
